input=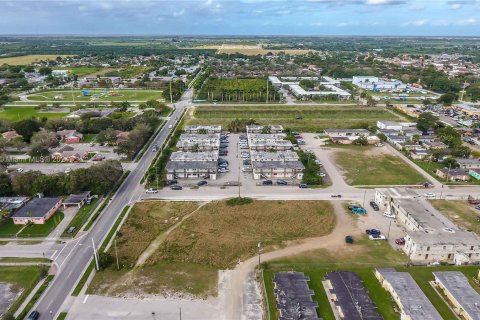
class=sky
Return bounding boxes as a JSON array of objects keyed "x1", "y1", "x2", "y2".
[{"x1": 0, "y1": 0, "x2": 479, "y2": 36}]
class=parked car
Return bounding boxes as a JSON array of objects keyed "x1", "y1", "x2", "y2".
[
  {"x1": 146, "y1": 188, "x2": 158, "y2": 194},
  {"x1": 369, "y1": 234, "x2": 386, "y2": 240},
  {"x1": 166, "y1": 180, "x2": 178, "y2": 186},
  {"x1": 27, "y1": 311, "x2": 40, "y2": 320},
  {"x1": 369, "y1": 201, "x2": 379, "y2": 211},
  {"x1": 243, "y1": 160, "x2": 251, "y2": 165},
  {"x1": 16, "y1": 168, "x2": 23, "y2": 173},
  {"x1": 299, "y1": 183, "x2": 309, "y2": 188},
  {"x1": 352, "y1": 207, "x2": 367, "y2": 214},
  {"x1": 218, "y1": 163, "x2": 229, "y2": 168},
  {"x1": 276, "y1": 180, "x2": 288, "y2": 185},
  {"x1": 242, "y1": 166, "x2": 252, "y2": 172},
  {"x1": 345, "y1": 235, "x2": 354, "y2": 244},
  {"x1": 424, "y1": 192, "x2": 436, "y2": 198},
  {"x1": 366, "y1": 229, "x2": 381, "y2": 235},
  {"x1": 197, "y1": 180, "x2": 208, "y2": 186},
  {"x1": 319, "y1": 172, "x2": 326, "y2": 177},
  {"x1": 64, "y1": 168, "x2": 72, "y2": 174},
  {"x1": 170, "y1": 185, "x2": 183, "y2": 190},
  {"x1": 474, "y1": 205, "x2": 480, "y2": 210},
  {"x1": 218, "y1": 168, "x2": 230, "y2": 173},
  {"x1": 383, "y1": 212, "x2": 395, "y2": 219},
  {"x1": 395, "y1": 238, "x2": 405, "y2": 245},
  {"x1": 262, "y1": 180, "x2": 273, "y2": 185}
]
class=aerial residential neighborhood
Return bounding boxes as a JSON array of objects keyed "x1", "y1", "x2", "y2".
[{"x1": 1, "y1": 1, "x2": 480, "y2": 320}]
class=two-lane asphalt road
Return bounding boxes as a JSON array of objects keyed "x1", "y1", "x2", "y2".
[{"x1": 32, "y1": 89, "x2": 193, "y2": 320}]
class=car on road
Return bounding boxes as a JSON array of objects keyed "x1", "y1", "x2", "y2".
[
  {"x1": 395, "y1": 238, "x2": 405, "y2": 245},
  {"x1": 299, "y1": 183, "x2": 309, "y2": 188},
  {"x1": 369, "y1": 234, "x2": 386, "y2": 240},
  {"x1": 169, "y1": 124, "x2": 173, "y2": 129},
  {"x1": 366, "y1": 229, "x2": 381, "y2": 235},
  {"x1": 424, "y1": 192, "x2": 436, "y2": 198},
  {"x1": 146, "y1": 188, "x2": 158, "y2": 194},
  {"x1": 345, "y1": 235, "x2": 354, "y2": 244},
  {"x1": 370, "y1": 201, "x2": 379, "y2": 211},
  {"x1": 197, "y1": 180, "x2": 208, "y2": 186},
  {"x1": 383, "y1": 212, "x2": 395, "y2": 219},
  {"x1": 166, "y1": 180, "x2": 178, "y2": 186},
  {"x1": 331, "y1": 194, "x2": 342, "y2": 198},
  {"x1": 262, "y1": 180, "x2": 273, "y2": 185},
  {"x1": 27, "y1": 311, "x2": 40, "y2": 320},
  {"x1": 276, "y1": 180, "x2": 288, "y2": 185},
  {"x1": 170, "y1": 185, "x2": 183, "y2": 190}
]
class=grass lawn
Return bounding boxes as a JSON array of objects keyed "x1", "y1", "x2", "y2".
[
  {"x1": 189, "y1": 105, "x2": 404, "y2": 132},
  {"x1": 263, "y1": 236, "x2": 408, "y2": 320},
  {"x1": 61, "y1": 199, "x2": 100, "y2": 237},
  {"x1": 332, "y1": 145, "x2": 425, "y2": 185},
  {"x1": 55, "y1": 66, "x2": 106, "y2": 77},
  {"x1": 0, "y1": 107, "x2": 68, "y2": 121},
  {"x1": 26, "y1": 89, "x2": 164, "y2": 102},
  {"x1": 17, "y1": 212, "x2": 64, "y2": 237},
  {"x1": 0, "y1": 266, "x2": 46, "y2": 315},
  {"x1": 0, "y1": 219, "x2": 24, "y2": 237},
  {"x1": 430, "y1": 200, "x2": 480, "y2": 234},
  {"x1": 89, "y1": 200, "x2": 336, "y2": 297}
]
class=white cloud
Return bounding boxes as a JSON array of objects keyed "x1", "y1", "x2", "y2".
[{"x1": 173, "y1": 8, "x2": 185, "y2": 16}]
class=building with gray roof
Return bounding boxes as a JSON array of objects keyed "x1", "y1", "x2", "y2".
[
  {"x1": 252, "y1": 160, "x2": 304, "y2": 180},
  {"x1": 166, "y1": 161, "x2": 217, "y2": 180},
  {"x1": 433, "y1": 271, "x2": 480, "y2": 320},
  {"x1": 273, "y1": 272, "x2": 320, "y2": 320},
  {"x1": 11, "y1": 197, "x2": 62, "y2": 225},
  {"x1": 375, "y1": 268, "x2": 442, "y2": 320}
]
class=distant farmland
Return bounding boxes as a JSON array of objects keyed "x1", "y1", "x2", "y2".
[
  {"x1": 0, "y1": 55, "x2": 71, "y2": 65},
  {"x1": 189, "y1": 105, "x2": 405, "y2": 132},
  {"x1": 194, "y1": 44, "x2": 314, "y2": 56}
]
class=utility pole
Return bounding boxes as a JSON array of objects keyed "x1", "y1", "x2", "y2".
[
  {"x1": 387, "y1": 219, "x2": 392, "y2": 240},
  {"x1": 92, "y1": 238, "x2": 99, "y2": 271},
  {"x1": 114, "y1": 239, "x2": 120, "y2": 270},
  {"x1": 257, "y1": 242, "x2": 262, "y2": 268},
  {"x1": 170, "y1": 80, "x2": 173, "y2": 104},
  {"x1": 179, "y1": 307, "x2": 182, "y2": 320}
]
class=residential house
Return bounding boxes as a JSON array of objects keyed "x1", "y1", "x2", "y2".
[
  {"x1": 1, "y1": 130, "x2": 22, "y2": 141},
  {"x1": 457, "y1": 158, "x2": 480, "y2": 170},
  {"x1": 62, "y1": 191, "x2": 91, "y2": 209},
  {"x1": 435, "y1": 168, "x2": 470, "y2": 181},
  {"x1": 423, "y1": 141, "x2": 448, "y2": 150},
  {"x1": 183, "y1": 125, "x2": 222, "y2": 134},
  {"x1": 11, "y1": 197, "x2": 62, "y2": 225},
  {"x1": 410, "y1": 148, "x2": 429, "y2": 160},
  {"x1": 377, "y1": 120, "x2": 403, "y2": 131},
  {"x1": 57, "y1": 130, "x2": 84, "y2": 144},
  {"x1": 246, "y1": 124, "x2": 284, "y2": 134}
]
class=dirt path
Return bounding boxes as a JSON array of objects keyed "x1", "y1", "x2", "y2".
[
  {"x1": 222, "y1": 200, "x2": 360, "y2": 320},
  {"x1": 134, "y1": 202, "x2": 209, "y2": 267}
]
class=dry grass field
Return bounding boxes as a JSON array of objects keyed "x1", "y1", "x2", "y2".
[
  {"x1": 114, "y1": 201, "x2": 199, "y2": 268},
  {"x1": 150, "y1": 200, "x2": 336, "y2": 268},
  {"x1": 0, "y1": 55, "x2": 70, "y2": 65},
  {"x1": 89, "y1": 200, "x2": 336, "y2": 297},
  {"x1": 194, "y1": 44, "x2": 313, "y2": 55}
]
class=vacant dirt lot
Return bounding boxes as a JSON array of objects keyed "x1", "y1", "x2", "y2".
[
  {"x1": 0, "y1": 55, "x2": 70, "y2": 65},
  {"x1": 431, "y1": 200, "x2": 480, "y2": 234},
  {"x1": 150, "y1": 200, "x2": 336, "y2": 269}
]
